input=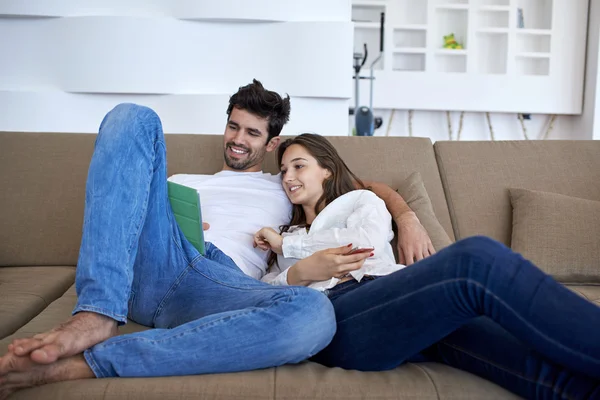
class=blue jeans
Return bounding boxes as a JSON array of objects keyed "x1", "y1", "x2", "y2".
[
  {"x1": 73, "y1": 103, "x2": 336, "y2": 378},
  {"x1": 313, "y1": 237, "x2": 600, "y2": 399}
]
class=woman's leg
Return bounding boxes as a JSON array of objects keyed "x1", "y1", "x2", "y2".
[
  {"x1": 423, "y1": 317, "x2": 600, "y2": 399},
  {"x1": 313, "y1": 236, "x2": 600, "y2": 380}
]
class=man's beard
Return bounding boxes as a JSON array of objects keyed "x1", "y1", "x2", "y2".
[{"x1": 224, "y1": 143, "x2": 265, "y2": 171}]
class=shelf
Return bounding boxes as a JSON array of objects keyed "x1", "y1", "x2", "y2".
[
  {"x1": 436, "y1": 7, "x2": 469, "y2": 50},
  {"x1": 351, "y1": 3, "x2": 385, "y2": 24},
  {"x1": 479, "y1": 5, "x2": 511, "y2": 11},
  {"x1": 516, "y1": 34, "x2": 551, "y2": 53},
  {"x1": 435, "y1": 53, "x2": 467, "y2": 73},
  {"x1": 516, "y1": 0, "x2": 553, "y2": 30},
  {"x1": 436, "y1": 4, "x2": 469, "y2": 10},
  {"x1": 477, "y1": 32, "x2": 508, "y2": 74},
  {"x1": 480, "y1": 0, "x2": 510, "y2": 4},
  {"x1": 352, "y1": 0, "x2": 387, "y2": 6},
  {"x1": 436, "y1": 49, "x2": 468, "y2": 55},
  {"x1": 397, "y1": 0, "x2": 427, "y2": 25},
  {"x1": 393, "y1": 48, "x2": 427, "y2": 54},
  {"x1": 477, "y1": 9, "x2": 509, "y2": 29},
  {"x1": 477, "y1": 28, "x2": 509, "y2": 34},
  {"x1": 394, "y1": 24, "x2": 427, "y2": 31},
  {"x1": 394, "y1": 28, "x2": 426, "y2": 48},
  {"x1": 354, "y1": 22, "x2": 381, "y2": 29},
  {"x1": 393, "y1": 53, "x2": 425, "y2": 72},
  {"x1": 516, "y1": 52, "x2": 551, "y2": 59},
  {"x1": 516, "y1": 28, "x2": 552, "y2": 36}
]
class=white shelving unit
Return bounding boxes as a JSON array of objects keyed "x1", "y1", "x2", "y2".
[{"x1": 351, "y1": 0, "x2": 589, "y2": 114}]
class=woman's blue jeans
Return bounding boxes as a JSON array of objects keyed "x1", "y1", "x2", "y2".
[{"x1": 314, "y1": 237, "x2": 600, "y2": 399}]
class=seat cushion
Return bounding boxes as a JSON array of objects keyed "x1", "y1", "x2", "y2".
[
  {"x1": 2, "y1": 286, "x2": 517, "y2": 400},
  {"x1": 568, "y1": 285, "x2": 600, "y2": 307},
  {"x1": 0, "y1": 266, "x2": 75, "y2": 339},
  {"x1": 6, "y1": 361, "x2": 518, "y2": 400}
]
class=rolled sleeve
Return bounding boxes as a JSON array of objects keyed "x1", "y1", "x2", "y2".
[{"x1": 282, "y1": 235, "x2": 306, "y2": 259}]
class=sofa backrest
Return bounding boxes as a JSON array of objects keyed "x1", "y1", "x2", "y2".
[
  {"x1": 0, "y1": 132, "x2": 452, "y2": 267},
  {"x1": 434, "y1": 140, "x2": 600, "y2": 245}
]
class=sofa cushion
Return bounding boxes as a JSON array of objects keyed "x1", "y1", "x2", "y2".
[
  {"x1": 0, "y1": 266, "x2": 75, "y2": 339},
  {"x1": 568, "y1": 285, "x2": 600, "y2": 307},
  {"x1": 434, "y1": 140, "x2": 600, "y2": 245},
  {"x1": 4, "y1": 362, "x2": 519, "y2": 400},
  {"x1": 1, "y1": 286, "x2": 518, "y2": 400},
  {"x1": 509, "y1": 189, "x2": 600, "y2": 283},
  {"x1": 397, "y1": 172, "x2": 453, "y2": 251}
]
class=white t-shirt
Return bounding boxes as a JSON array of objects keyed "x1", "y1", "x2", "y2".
[
  {"x1": 168, "y1": 171, "x2": 291, "y2": 279},
  {"x1": 261, "y1": 190, "x2": 406, "y2": 291}
]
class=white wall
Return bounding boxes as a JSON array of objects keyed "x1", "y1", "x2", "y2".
[
  {"x1": 0, "y1": 0, "x2": 353, "y2": 136},
  {"x1": 572, "y1": 0, "x2": 600, "y2": 140},
  {"x1": 1, "y1": 1, "x2": 597, "y2": 140}
]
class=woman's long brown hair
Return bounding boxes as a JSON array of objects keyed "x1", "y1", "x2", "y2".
[{"x1": 268, "y1": 134, "x2": 367, "y2": 267}]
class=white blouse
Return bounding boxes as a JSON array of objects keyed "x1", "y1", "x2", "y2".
[{"x1": 261, "y1": 190, "x2": 406, "y2": 291}]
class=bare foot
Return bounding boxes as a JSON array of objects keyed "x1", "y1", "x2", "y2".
[
  {"x1": 6, "y1": 312, "x2": 117, "y2": 365},
  {"x1": 0, "y1": 353, "x2": 94, "y2": 400}
]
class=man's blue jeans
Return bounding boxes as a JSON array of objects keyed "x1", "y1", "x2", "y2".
[
  {"x1": 314, "y1": 237, "x2": 600, "y2": 399},
  {"x1": 72, "y1": 103, "x2": 336, "y2": 378}
]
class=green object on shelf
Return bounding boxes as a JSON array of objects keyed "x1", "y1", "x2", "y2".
[{"x1": 443, "y1": 33, "x2": 463, "y2": 50}]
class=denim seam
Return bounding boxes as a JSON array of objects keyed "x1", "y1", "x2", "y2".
[
  {"x1": 73, "y1": 305, "x2": 128, "y2": 324},
  {"x1": 438, "y1": 341, "x2": 576, "y2": 400},
  {"x1": 96, "y1": 291, "x2": 297, "y2": 351},
  {"x1": 336, "y1": 277, "x2": 600, "y2": 366},
  {"x1": 411, "y1": 364, "x2": 441, "y2": 400},
  {"x1": 124, "y1": 116, "x2": 161, "y2": 308},
  {"x1": 152, "y1": 264, "x2": 195, "y2": 325},
  {"x1": 84, "y1": 349, "x2": 110, "y2": 379}
]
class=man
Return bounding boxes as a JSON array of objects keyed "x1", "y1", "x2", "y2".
[{"x1": 0, "y1": 80, "x2": 434, "y2": 397}]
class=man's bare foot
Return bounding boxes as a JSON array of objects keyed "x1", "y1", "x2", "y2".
[
  {"x1": 0, "y1": 353, "x2": 94, "y2": 400},
  {"x1": 6, "y1": 312, "x2": 117, "y2": 365}
]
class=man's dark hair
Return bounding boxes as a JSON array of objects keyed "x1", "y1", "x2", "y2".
[{"x1": 227, "y1": 79, "x2": 291, "y2": 142}]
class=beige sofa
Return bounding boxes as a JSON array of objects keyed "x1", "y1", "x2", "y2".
[{"x1": 1, "y1": 132, "x2": 599, "y2": 400}]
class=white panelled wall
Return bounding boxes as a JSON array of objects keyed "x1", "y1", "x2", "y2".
[
  {"x1": 0, "y1": 0, "x2": 353, "y2": 135},
  {"x1": 1, "y1": 1, "x2": 597, "y2": 140}
]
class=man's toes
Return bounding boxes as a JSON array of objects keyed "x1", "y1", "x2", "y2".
[
  {"x1": 30, "y1": 344, "x2": 63, "y2": 365},
  {"x1": 11, "y1": 338, "x2": 45, "y2": 357}
]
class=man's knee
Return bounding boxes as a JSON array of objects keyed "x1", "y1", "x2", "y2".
[{"x1": 100, "y1": 103, "x2": 162, "y2": 135}]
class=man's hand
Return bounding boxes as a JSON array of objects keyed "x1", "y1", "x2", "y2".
[
  {"x1": 253, "y1": 227, "x2": 284, "y2": 255},
  {"x1": 202, "y1": 222, "x2": 210, "y2": 231},
  {"x1": 287, "y1": 244, "x2": 372, "y2": 285},
  {"x1": 395, "y1": 212, "x2": 435, "y2": 265}
]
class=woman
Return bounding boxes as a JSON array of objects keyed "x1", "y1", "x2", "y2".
[{"x1": 255, "y1": 133, "x2": 600, "y2": 399}]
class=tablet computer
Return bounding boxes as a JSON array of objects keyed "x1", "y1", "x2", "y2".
[{"x1": 167, "y1": 181, "x2": 205, "y2": 255}]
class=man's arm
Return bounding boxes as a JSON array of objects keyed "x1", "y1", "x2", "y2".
[{"x1": 359, "y1": 180, "x2": 435, "y2": 265}]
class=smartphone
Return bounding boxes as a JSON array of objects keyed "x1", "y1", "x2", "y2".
[{"x1": 347, "y1": 247, "x2": 374, "y2": 255}]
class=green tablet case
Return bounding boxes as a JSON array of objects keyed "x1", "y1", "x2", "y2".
[{"x1": 167, "y1": 181, "x2": 206, "y2": 255}]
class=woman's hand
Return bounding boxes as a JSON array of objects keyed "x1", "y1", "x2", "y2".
[
  {"x1": 253, "y1": 227, "x2": 284, "y2": 255},
  {"x1": 288, "y1": 244, "x2": 373, "y2": 285}
]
